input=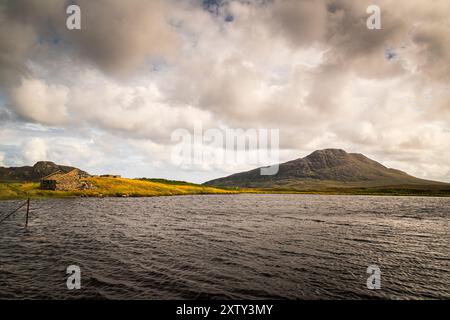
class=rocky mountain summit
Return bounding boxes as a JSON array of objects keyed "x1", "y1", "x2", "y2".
[{"x1": 205, "y1": 149, "x2": 446, "y2": 189}]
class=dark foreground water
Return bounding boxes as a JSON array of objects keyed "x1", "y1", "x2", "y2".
[{"x1": 0, "y1": 194, "x2": 449, "y2": 299}]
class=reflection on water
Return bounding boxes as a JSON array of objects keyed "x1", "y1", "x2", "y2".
[{"x1": 0, "y1": 194, "x2": 449, "y2": 299}]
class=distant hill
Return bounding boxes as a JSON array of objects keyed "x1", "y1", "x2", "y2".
[
  {"x1": 0, "y1": 161, "x2": 89, "y2": 182},
  {"x1": 204, "y1": 149, "x2": 448, "y2": 189}
]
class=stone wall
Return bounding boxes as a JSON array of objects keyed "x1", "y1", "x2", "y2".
[{"x1": 40, "y1": 169, "x2": 88, "y2": 191}]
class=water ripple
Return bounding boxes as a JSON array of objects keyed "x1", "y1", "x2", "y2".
[{"x1": 0, "y1": 194, "x2": 449, "y2": 299}]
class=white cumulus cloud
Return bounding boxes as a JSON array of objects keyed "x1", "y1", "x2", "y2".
[
  {"x1": 21, "y1": 138, "x2": 48, "y2": 164},
  {"x1": 11, "y1": 78, "x2": 69, "y2": 125}
]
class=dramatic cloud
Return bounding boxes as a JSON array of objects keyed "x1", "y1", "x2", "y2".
[
  {"x1": 11, "y1": 78, "x2": 69, "y2": 125},
  {"x1": 0, "y1": 0, "x2": 449, "y2": 182},
  {"x1": 0, "y1": 0, "x2": 180, "y2": 82}
]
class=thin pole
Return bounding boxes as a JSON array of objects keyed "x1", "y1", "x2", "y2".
[
  {"x1": 0, "y1": 201, "x2": 27, "y2": 224},
  {"x1": 25, "y1": 198, "x2": 30, "y2": 228}
]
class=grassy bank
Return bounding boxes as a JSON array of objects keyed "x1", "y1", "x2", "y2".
[
  {"x1": 0, "y1": 177, "x2": 237, "y2": 200},
  {"x1": 1, "y1": 178, "x2": 449, "y2": 200},
  {"x1": 242, "y1": 185, "x2": 450, "y2": 197}
]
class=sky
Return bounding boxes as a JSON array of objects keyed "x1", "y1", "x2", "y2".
[{"x1": 0, "y1": 0, "x2": 449, "y2": 183}]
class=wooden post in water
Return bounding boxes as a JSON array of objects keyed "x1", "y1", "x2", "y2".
[{"x1": 25, "y1": 198, "x2": 30, "y2": 229}]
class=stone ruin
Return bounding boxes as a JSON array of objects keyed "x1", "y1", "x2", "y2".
[{"x1": 40, "y1": 169, "x2": 92, "y2": 191}]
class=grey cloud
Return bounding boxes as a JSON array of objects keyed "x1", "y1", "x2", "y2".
[
  {"x1": 0, "y1": 0, "x2": 181, "y2": 84},
  {"x1": 0, "y1": 0, "x2": 449, "y2": 181},
  {"x1": 64, "y1": 0, "x2": 181, "y2": 75},
  {"x1": 270, "y1": 0, "x2": 328, "y2": 47}
]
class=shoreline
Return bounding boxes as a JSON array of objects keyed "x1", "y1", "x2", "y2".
[
  {"x1": 1, "y1": 177, "x2": 449, "y2": 201},
  {"x1": 1, "y1": 189, "x2": 449, "y2": 201}
]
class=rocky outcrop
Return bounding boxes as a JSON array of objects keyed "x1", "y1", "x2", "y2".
[{"x1": 0, "y1": 161, "x2": 90, "y2": 182}]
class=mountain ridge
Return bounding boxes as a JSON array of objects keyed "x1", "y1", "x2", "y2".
[
  {"x1": 0, "y1": 161, "x2": 89, "y2": 182},
  {"x1": 204, "y1": 149, "x2": 447, "y2": 189}
]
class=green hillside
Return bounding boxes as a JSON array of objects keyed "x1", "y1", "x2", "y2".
[{"x1": 205, "y1": 149, "x2": 449, "y2": 190}]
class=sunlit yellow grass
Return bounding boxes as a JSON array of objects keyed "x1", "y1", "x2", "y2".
[
  {"x1": 84, "y1": 177, "x2": 235, "y2": 197},
  {"x1": 0, "y1": 177, "x2": 237, "y2": 200},
  {"x1": 1, "y1": 177, "x2": 449, "y2": 200}
]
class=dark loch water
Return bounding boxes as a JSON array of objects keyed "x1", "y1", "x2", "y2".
[{"x1": 0, "y1": 194, "x2": 449, "y2": 299}]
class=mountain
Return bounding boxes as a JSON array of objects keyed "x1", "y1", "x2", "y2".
[
  {"x1": 204, "y1": 149, "x2": 447, "y2": 189},
  {"x1": 0, "y1": 161, "x2": 89, "y2": 182}
]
